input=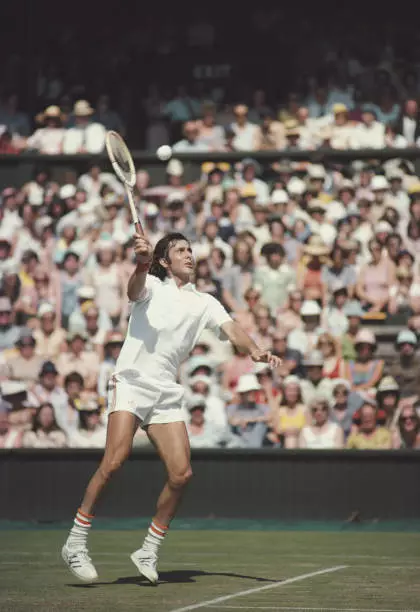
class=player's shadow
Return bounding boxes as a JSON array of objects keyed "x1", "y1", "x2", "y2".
[{"x1": 68, "y1": 568, "x2": 277, "y2": 588}]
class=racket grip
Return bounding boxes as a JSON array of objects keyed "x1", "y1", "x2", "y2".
[{"x1": 134, "y1": 221, "x2": 143, "y2": 235}]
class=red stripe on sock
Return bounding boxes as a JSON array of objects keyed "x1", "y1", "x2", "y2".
[
  {"x1": 150, "y1": 524, "x2": 165, "y2": 537},
  {"x1": 76, "y1": 516, "x2": 91, "y2": 526},
  {"x1": 153, "y1": 519, "x2": 168, "y2": 531},
  {"x1": 78, "y1": 508, "x2": 94, "y2": 520}
]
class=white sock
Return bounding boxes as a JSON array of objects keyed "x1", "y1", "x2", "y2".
[
  {"x1": 142, "y1": 519, "x2": 168, "y2": 554},
  {"x1": 66, "y1": 508, "x2": 93, "y2": 550}
]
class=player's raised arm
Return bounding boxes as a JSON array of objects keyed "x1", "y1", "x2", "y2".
[
  {"x1": 221, "y1": 320, "x2": 282, "y2": 368},
  {"x1": 127, "y1": 233, "x2": 153, "y2": 301}
]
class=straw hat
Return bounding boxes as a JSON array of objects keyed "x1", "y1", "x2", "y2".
[
  {"x1": 303, "y1": 235, "x2": 330, "y2": 256},
  {"x1": 285, "y1": 119, "x2": 300, "y2": 137},
  {"x1": 354, "y1": 329, "x2": 376, "y2": 346},
  {"x1": 36, "y1": 105, "x2": 64, "y2": 124},
  {"x1": 236, "y1": 374, "x2": 261, "y2": 393},
  {"x1": 333, "y1": 103, "x2": 348, "y2": 115},
  {"x1": 73, "y1": 100, "x2": 94, "y2": 117}
]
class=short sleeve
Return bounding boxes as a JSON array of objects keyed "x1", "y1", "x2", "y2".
[
  {"x1": 205, "y1": 294, "x2": 232, "y2": 339},
  {"x1": 132, "y1": 274, "x2": 161, "y2": 303}
]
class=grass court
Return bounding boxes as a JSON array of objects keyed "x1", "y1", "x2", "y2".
[{"x1": 1, "y1": 526, "x2": 419, "y2": 611}]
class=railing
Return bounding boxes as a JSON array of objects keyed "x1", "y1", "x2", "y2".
[{"x1": 1, "y1": 147, "x2": 420, "y2": 190}]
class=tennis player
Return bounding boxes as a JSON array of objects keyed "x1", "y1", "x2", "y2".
[{"x1": 62, "y1": 232, "x2": 281, "y2": 584}]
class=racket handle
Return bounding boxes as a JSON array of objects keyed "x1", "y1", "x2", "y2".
[{"x1": 126, "y1": 187, "x2": 144, "y2": 235}]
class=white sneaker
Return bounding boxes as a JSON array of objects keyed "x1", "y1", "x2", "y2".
[
  {"x1": 130, "y1": 548, "x2": 159, "y2": 584},
  {"x1": 61, "y1": 544, "x2": 98, "y2": 583}
]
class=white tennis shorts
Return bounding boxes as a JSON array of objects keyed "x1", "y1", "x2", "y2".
[{"x1": 107, "y1": 376, "x2": 185, "y2": 427}]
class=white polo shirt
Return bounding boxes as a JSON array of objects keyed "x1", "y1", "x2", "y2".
[{"x1": 114, "y1": 275, "x2": 232, "y2": 391}]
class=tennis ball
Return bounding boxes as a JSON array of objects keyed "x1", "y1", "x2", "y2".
[{"x1": 156, "y1": 145, "x2": 173, "y2": 161}]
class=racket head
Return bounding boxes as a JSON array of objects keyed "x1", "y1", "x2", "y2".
[{"x1": 105, "y1": 131, "x2": 136, "y2": 188}]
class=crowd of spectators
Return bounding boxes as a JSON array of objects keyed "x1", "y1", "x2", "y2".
[{"x1": 1, "y1": 149, "x2": 420, "y2": 451}]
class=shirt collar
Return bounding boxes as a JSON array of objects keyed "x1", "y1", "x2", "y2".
[{"x1": 163, "y1": 277, "x2": 196, "y2": 292}]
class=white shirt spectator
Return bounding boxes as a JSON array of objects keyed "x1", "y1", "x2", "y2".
[
  {"x1": 349, "y1": 121, "x2": 386, "y2": 149},
  {"x1": 402, "y1": 116, "x2": 417, "y2": 144},
  {"x1": 27, "y1": 127, "x2": 66, "y2": 154},
  {"x1": 62, "y1": 122, "x2": 106, "y2": 154},
  {"x1": 172, "y1": 140, "x2": 210, "y2": 153},
  {"x1": 230, "y1": 122, "x2": 258, "y2": 150},
  {"x1": 77, "y1": 172, "x2": 124, "y2": 199}
]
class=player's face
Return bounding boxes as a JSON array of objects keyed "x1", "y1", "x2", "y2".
[{"x1": 167, "y1": 240, "x2": 194, "y2": 282}]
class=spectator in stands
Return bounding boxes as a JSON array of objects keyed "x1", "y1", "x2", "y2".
[
  {"x1": 0, "y1": 296, "x2": 21, "y2": 350},
  {"x1": 345, "y1": 329, "x2": 384, "y2": 391},
  {"x1": 251, "y1": 305, "x2": 274, "y2": 351},
  {"x1": 254, "y1": 110, "x2": 285, "y2": 150},
  {"x1": 28, "y1": 361, "x2": 68, "y2": 424},
  {"x1": 82, "y1": 303, "x2": 106, "y2": 358},
  {"x1": 5, "y1": 328, "x2": 43, "y2": 386},
  {"x1": 299, "y1": 396, "x2": 344, "y2": 449},
  {"x1": 376, "y1": 376, "x2": 400, "y2": 428},
  {"x1": 272, "y1": 375, "x2": 308, "y2": 448},
  {"x1": 322, "y1": 245, "x2": 357, "y2": 297},
  {"x1": 324, "y1": 284, "x2": 351, "y2": 338},
  {"x1": 276, "y1": 289, "x2": 304, "y2": 334},
  {"x1": 69, "y1": 395, "x2": 107, "y2": 448},
  {"x1": 396, "y1": 99, "x2": 420, "y2": 145},
  {"x1": 56, "y1": 330, "x2": 100, "y2": 391},
  {"x1": 341, "y1": 301, "x2": 365, "y2": 361},
  {"x1": 316, "y1": 332, "x2": 346, "y2": 379},
  {"x1": 22, "y1": 402, "x2": 67, "y2": 448},
  {"x1": 346, "y1": 402, "x2": 392, "y2": 449},
  {"x1": 387, "y1": 329, "x2": 420, "y2": 397},
  {"x1": 288, "y1": 301, "x2": 323, "y2": 355},
  {"x1": 227, "y1": 374, "x2": 270, "y2": 448},
  {"x1": 254, "y1": 243, "x2": 294, "y2": 315},
  {"x1": 301, "y1": 350, "x2": 334, "y2": 404},
  {"x1": 350, "y1": 109, "x2": 385, "y2": 149},
  {"x1": 68, "y1": 286, "x2": 112, "y2": 334},
  {"x1": 195, "y1": 102, "x2": 225, "y2": 150},
  {"x1": 0, "y1": 93, "x2": 30, "y2": 137},
  {"x1": 330, "y1": 379, "x2": 364, "y2": 439},
  {"x1": 356, "y1": 238, "x2": 396, "y2": 312},
  {"x1": 83, "y1": 239, "x2": 125, "y2": 328},
  {"x1": 164, "y1": 86, "x2": 200, "y2": 143},
  {"x1": 187, "y1": 394, "x2": 242, "y2": 449},
  {"x1": 188, "y1": 375, "x2": 227, "y2": 428},
  {"x1": 0, "y1": 398, "x2": 22, "y2": 448},
  {"x1": 271, "y1": 329, "x2": 302, "y2": 378},
  {"x1": 61, "y1": 372, "x2": 84, "y2": 435},
  {"x1": 26, "y1": 106, "x2": 66, "y2": 154},
  {"x1": 230, "y1": 105, "x2": 258, "y2": 151},
  {"x1": 33, "y1": 303, "x2": 66, "y2": 361},
  {"x1": 62, "y1": 100, "x2": 106, "y2": 154},
  {"x1": 221, "y1": 239, "x2": 254, "y2": 313},
  {"x1": 55, "y1": 250, "x2": 83, "y2": 329},
  {"x1": 392, "y1": 404, "x2": 420, "y2": 449},
  {"x1": 297, "y1": 236, "x2": 330, "y2": 302},
  {"x1": 173, "y1": 121, "x2": 209, "y2": 153}
]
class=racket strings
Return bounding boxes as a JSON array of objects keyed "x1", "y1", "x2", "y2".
[{"x1": 107, "y1": 132, "x2": 135, "y2": 185}]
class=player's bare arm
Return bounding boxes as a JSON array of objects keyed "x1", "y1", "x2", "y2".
[
  {"x1": 126, "y1": 234, "x2": 153, "y2": 301},
  {"x1": 221, "y1": 320, "x2": 282, "y2": 369}
]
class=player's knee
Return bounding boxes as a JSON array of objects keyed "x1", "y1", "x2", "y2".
[
  {"x1": 168, "y1": 465, "x2": 193, "y2": 489},
  {"x1": 100, "y1": 450, "x2": 129, "y2": 479}
]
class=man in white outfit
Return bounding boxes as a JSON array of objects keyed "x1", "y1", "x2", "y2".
[
  {"x1": 62, "y1": 100, "x2": 106, "y2": 154},
  {"x1": 62, "y1": 232, "x2": 280, "y2": 584}
]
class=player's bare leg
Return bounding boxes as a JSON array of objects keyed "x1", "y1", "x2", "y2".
[
  {"x1": 62, "y1": 411, "x2": 138, "y2": 582},
  {"x1": 130, "y1": 421, "x2": 192, "y2": 584}
]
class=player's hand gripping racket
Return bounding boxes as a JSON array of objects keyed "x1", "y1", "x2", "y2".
[{"x1": 105, "y1": 130, "x2": 143, "y2": 235}]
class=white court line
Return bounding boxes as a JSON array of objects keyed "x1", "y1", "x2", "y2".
[
  {"x1": 169, "y1": 565, "x2": 347, "y2": 612},
  {"x1": 211, "y1": 607, "x2": 420, "y2": 612}
]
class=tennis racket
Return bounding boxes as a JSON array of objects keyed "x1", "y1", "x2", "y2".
[{"x1": 105, "y1": 130, "x2": 143, "y2": 234}]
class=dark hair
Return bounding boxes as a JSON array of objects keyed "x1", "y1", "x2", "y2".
[
  {"x1": 32, "y1": 402, "x2": 60, "y2": 433},
  {"x1": 149, "y1": 233, "x2": 189, "y2": 280},
  {"x1": 64, "y1": 371, "x2": 84, "y2": 389},
  {"x1": 261, "y1": 242, "x2": 285, "y2": 258}
]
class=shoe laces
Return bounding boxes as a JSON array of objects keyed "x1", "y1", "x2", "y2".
[{"x1": 69, "y1": 548, "x2": 92, "y2": 564}]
